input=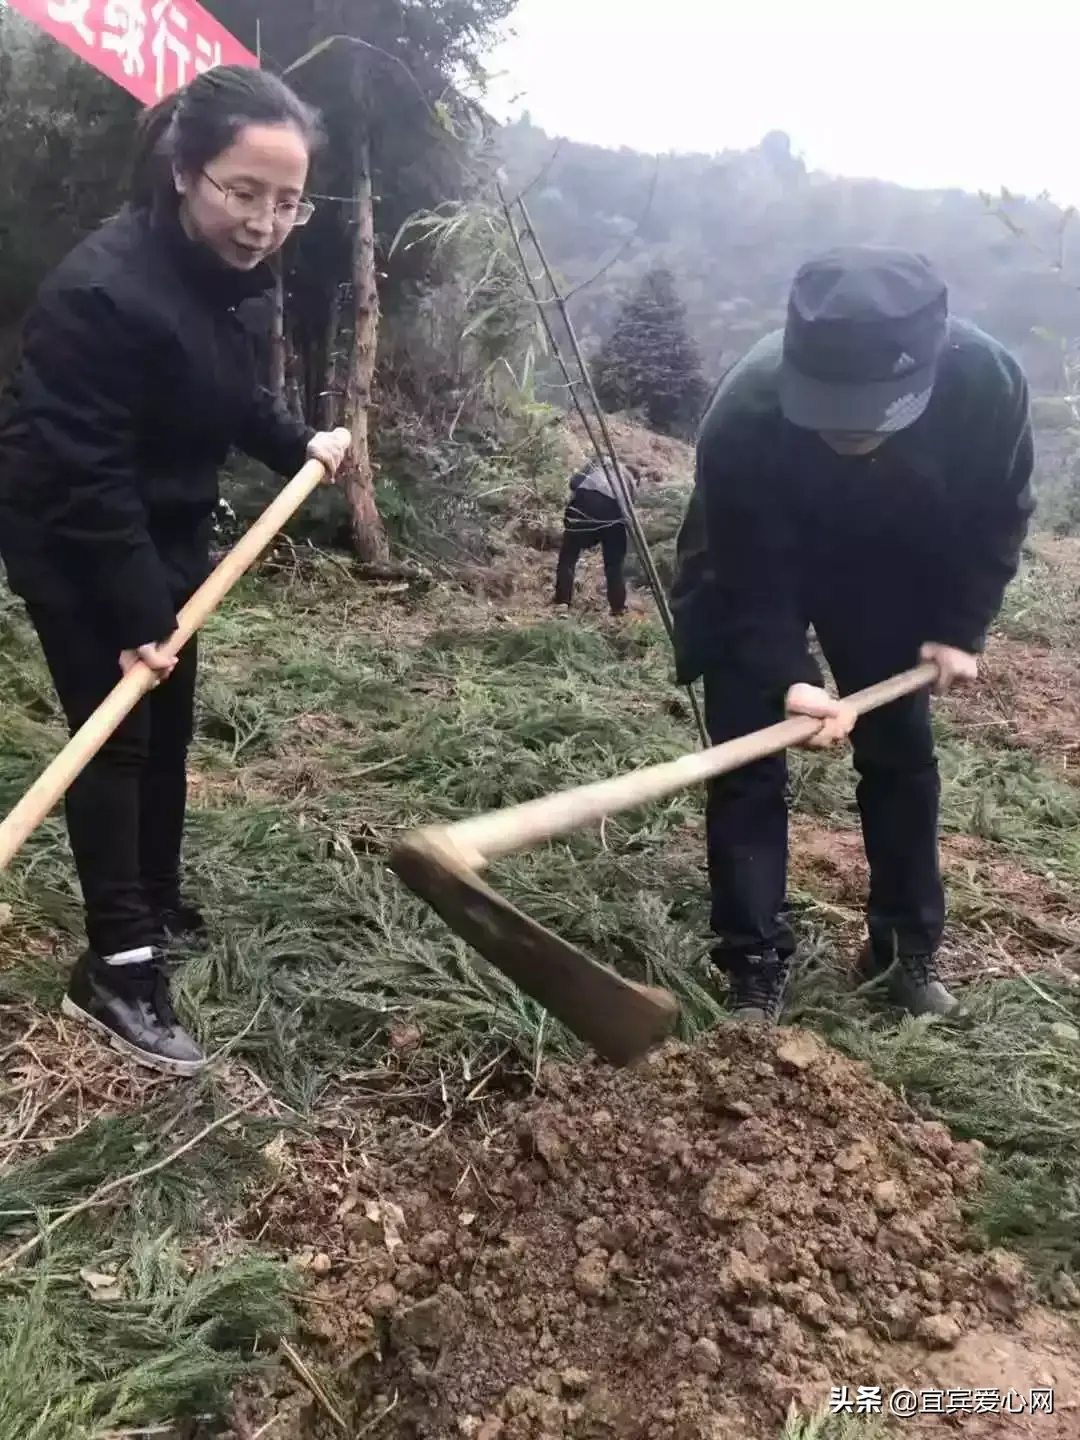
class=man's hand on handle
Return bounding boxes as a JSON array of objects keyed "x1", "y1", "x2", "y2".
[
  {"x1": 784, "y1": 683, "x2": 858, "y2": 749},
  {"x1": 920, "y1": 642, "x2": 978, "y2": 695},
  {"x1": 307, "y1": 427, "x2": 353, "y2": 482},
  {"x1": 785, "y1": 646, "x2": 974, "y2": 748}
]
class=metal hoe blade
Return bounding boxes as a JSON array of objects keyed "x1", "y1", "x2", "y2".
[{"x1": 390, "y1": 830, "x2": 680, "y2": 1066}]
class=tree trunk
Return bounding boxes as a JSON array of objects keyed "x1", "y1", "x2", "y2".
[
  {"x1": 341, "y1": 127, "x2": 388, "y2": 562},
  {"x1": 270, "y1": 263, "x2": 287, "y2": 398},
  {"x1": 321, "y1": 282, "x2": 345, "y2": 429},
  {"x1": 284, "y1": 328, "x2": 304, "y2": 422}
]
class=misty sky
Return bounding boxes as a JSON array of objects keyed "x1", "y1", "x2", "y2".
[{"x1": 484, "y1": 0, "x2": 1078, "y2": 206}]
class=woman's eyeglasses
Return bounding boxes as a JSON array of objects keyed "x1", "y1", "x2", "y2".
[{"x1": 201, "y1": 171, "x2": 315, "y2": 228}]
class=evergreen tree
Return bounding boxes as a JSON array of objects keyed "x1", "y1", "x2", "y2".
[{"x1": 593, "y1": 267, "x2": 709, "y2": 436}]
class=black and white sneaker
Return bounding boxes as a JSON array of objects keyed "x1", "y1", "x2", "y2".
[
  {"x1": 61, "y1": 950, "x2": 206, "y2": 1077},
  {"x1": 724, "y1": 950, "x2": 792, "y2": 1025}
]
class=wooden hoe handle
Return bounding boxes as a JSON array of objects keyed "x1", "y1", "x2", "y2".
[
  {"x1": 430, "y1": 663, "x2": 940, "y2": 868},
  {"x1": 389, "y1": 663, "x2": 938, "y2": 1066},
  {"x1": 0, "y1": 459, "x2": 328, "y2": 874}
]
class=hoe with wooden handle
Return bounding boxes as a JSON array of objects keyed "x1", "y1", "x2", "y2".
[
  {"x1": 0, "y1": 457, "x2": 331, "y2": 876},
  {"x1": 390, "y1": 662, "x2": 938, "y2": 1067}
]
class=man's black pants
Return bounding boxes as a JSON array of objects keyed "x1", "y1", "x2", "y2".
[
  {"x1": 554, "y1": 489, "x2": 628, "y2": 614},
  {"x1": 703, "y1": 612, "x2": 944, "y2": 967},
  {"x1": 26, "y1": 603, "x2": 198, "y2": 959}
]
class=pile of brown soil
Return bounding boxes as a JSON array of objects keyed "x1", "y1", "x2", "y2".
[{"x1": 296, "y1": 1026, "x2": 1037, "y2": 1438}]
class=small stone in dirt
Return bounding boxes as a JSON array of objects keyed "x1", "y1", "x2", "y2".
[
  {"x1": 80, "y1": 1269, "x2": 123, "y2": 1302},
  {"x1": 573, "y1": 1248, "x2": 610, "y2": 1299},
  {"x1": 1051, "y1": 1271, "x2": 1080, "y2": 1307},
  {"x1": 389, "y1": 1019, "x2": 423, "y2": 1053},
  {"x1": 524, "y1": 1120, "x2": 568, "y2": 1173},
  {"x1": 835, "y1": 1140, "x2": 875, "y2": 1173},
  {"x1": 583, "y1": 1385, "x2": 625, "y2": 1429},
  {"x1": 1050, "y1": 1022, "x2": 1079, "y2": 1044},
  {"x1": 366, "y1": 1281, "x2": 399, "y2": 1317},
  {"x1": 699, "y1": 1165, "x2": 760, "y2": 1223},
  {"x1": 691, "y1": 1337, "x2": 722, "y2": 1376},
  {"x1": 395, "y1": 1262, "x2": 430, "y2": 1294},
  {"x1": 800, "y1": 1290, "x2": 835, "y2": 1330},
  {"x1": 575, "y1": 1216, "x2": 615, "y2": 1253},
  {"x1": 414, "y1": 1230, "x2": 451, "y2": 1265},
  {"x1": 917, "y1": 1270, "x2": 943, "y2": 1302},
  {"x1": 775, "y1": 1032, "x2": 821, "y2": 1073},
  {"x1": 736, "y1": 1220, "x2": 769, "y2": 1263},
  {"x1": 881, "y1": 1294, "x2": 921, "y2": 1339},
  {"x1": 878, "y1": 1215, "x2": 929, "y2": 1263},
  {"x1": 872, "y1": 1180, "x2": 901, "y2": 1216},
  {"x1": 609, "y1": 1250, "x2": 634, "y2": 1281},
  {"x1": 504, "y1": 1385, "x2": 531, "y2": 1416},
  {"x1": 984, "y1": 1249, "x2": 1029, "y2": 1317},
  {"x1": 917, "y1": 1313, "x2": 962, "y2": 1349},
  {"x1": 393, "y1": 1287, "x2": 463, "y2": 1351},
  {"x1": 918, "y1": 1121, "x2": 955, "y2": 1159},
  {"x1": 725, "y1": 1248, "x2": 769, "y2": 1297},
  {"x1": 310, "y1": 1252, "x2": 332, "y2": 1276},
  {"x1": 343, "y1": 1211, "x2": 384, "y2": 1246},
  {"x1": 560, "y1": 1367, "x2": 591, "y2": 1394},
  {"x1": 533, "y1": 1393, "x2": 565, "y2": 1430}
]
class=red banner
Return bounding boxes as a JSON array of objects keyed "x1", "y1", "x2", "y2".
[{"x1": 8, "y1": 0, "x2": 258, "y2": 107}]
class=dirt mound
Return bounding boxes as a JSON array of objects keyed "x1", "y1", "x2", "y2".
[{"x1": 297, "y1": 1027, "x2": 1036, "y2": 1438}]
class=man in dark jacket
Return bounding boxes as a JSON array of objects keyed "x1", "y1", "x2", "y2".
[
  {"x1": 671, "y1": 247, "x2": 1034, "y2": 1022},
  {"x1": 553, "y1": 458, "x2": 640, "y2": 616}
]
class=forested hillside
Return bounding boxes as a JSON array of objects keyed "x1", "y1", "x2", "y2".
[{"x1": 498, "y1": 117, "x2": 1080, "y2": 398}]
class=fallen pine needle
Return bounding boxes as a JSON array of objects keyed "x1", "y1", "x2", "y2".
[
  {"x1": 0, "y1": 1100, "x2": 256, "y2": 1271},
  {"x1": 358, "y1": 1391, "x2": 399, "y2": 1435},
  {"x1": 207, "y1": 994, "x2": 268, "y2": 1066},
  {"x1": 279, "y1": 1336, "x2": 349, "y2": 1433}
]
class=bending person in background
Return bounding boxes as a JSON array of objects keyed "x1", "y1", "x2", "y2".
[
  {"x1": 0, "y1": 67, "x2": 351, "y2": 1076},
  {"x1": 671, "y1": 247, "x2": 1034, "y2": 1024},
  {"x1": 553, "y1": 458, "x2": 640, "y2": 617}
]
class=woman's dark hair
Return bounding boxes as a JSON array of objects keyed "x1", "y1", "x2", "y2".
[{"x1": 130, "y1": 65, "x2": 321, "y2": 211}]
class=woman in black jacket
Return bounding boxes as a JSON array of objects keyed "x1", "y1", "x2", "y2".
[{"x1": 0, "y1": 66, "x2": 351, "y2": 1076}]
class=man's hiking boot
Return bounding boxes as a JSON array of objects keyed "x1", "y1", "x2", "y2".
[
  {"x1": 62, "y1": 950, "x2": 207, "y2": 1077},
  {"x1": 723, "y1": 950, "x2": 791, "y2": 1024},
  {"x1": 857, "y1": 942, "x2": 959, "y2": 1018}
]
